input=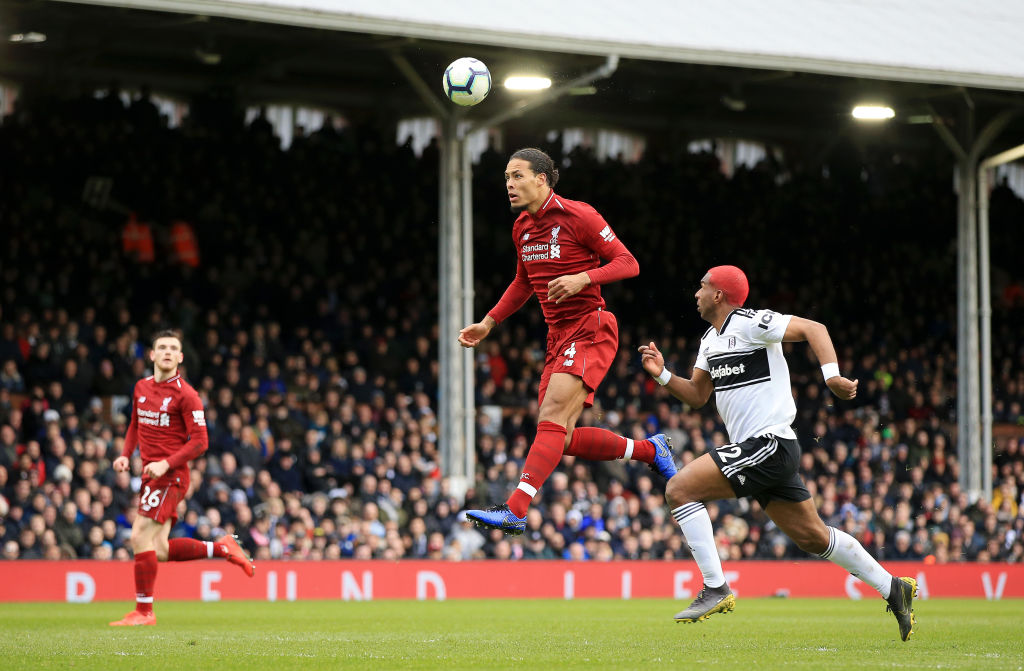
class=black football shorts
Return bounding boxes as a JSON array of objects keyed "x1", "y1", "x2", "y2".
[{"x1": 708, "y1": 433, "x2": 811, "y2": 509}]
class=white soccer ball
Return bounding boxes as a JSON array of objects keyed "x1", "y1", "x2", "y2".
[{"x1": 442, "y1": 57, "x2": 491, "y2": 107}]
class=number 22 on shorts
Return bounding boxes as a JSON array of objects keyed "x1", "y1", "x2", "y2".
[{"x1": 715, "y1": 444, "x2": 742, "y2": 462}]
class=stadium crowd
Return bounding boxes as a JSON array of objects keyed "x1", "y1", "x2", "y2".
[{"x1": 1, "y1": 87, "x2": 1023, "y2": 566}]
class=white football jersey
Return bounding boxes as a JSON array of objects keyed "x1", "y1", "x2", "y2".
[{"x1": 694, "y1": 308, "x2": 796, "y2": 443}]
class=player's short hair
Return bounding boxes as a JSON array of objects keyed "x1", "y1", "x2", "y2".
[
  {"x1": 150, "y1": 329, "x2": 183, "y2": 348},
  {"x1": 511, "y1": 148, "x2": 560, "y2": 188}
]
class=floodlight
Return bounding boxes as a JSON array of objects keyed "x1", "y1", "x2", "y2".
[
  {"x1": 504, "y1": 76, "x2": 552, "y2": 91},
  {"x1": 9, "y1": 32, "x2": 46, "y2": 43},
  {"x1": 852, "y1": 105, "x2": 895, "y2": 121}
]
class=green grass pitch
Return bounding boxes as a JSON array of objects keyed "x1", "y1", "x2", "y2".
[{"x1": 2, "y1": 598, "x2": 1022, "y2": 670}]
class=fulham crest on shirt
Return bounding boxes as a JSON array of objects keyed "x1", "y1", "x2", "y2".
[{"x1": 695, "y1": 308, "x2": 797, "y2": 443}]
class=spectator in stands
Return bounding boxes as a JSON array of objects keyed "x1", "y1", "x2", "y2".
[{"x1": 0, "y1": 88, "x2": 1021, "y2": 570}]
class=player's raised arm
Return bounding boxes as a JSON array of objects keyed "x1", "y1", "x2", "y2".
[
  {"x1": 638, "y1": 341, "x2": 714, "y2": 408},
  {"x1": 782, "y1": 315, "x2": 858, "y2": 400}
]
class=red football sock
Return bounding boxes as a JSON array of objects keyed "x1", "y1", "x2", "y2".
[
  {"x1": 134, "y1": 550, "x2": 158, "y2": 615},
  {"x1": 168, "y1": 538, "x2": 226, "y2": 561},
  {"x1": 507, "y1": 421, "x2": 567, "y2": 517},
  {"x1": 565, "y1": 427, "x2": 655, "y2": 463}
]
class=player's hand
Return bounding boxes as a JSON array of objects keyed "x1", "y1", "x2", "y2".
[
  {"x1": 458, "y1": 322, "x2": 491, "y2": 348},
  {"x1": 826, "y1": 376, "x2": 859, "y2": 400},
  {"x1": 547, "y1": 272, "x2": 590, "y2": 304},
  {"x1": 143, "y1": 459, "x2": 170, "y2": 480},
  {"x1": 638, "y1": 341, "x2": 666, "y2": 377},
  {"x1": 112, "y1": 456, "x2": 130, "y2": 473}
]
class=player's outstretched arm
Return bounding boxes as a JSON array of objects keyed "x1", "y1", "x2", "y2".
[
  {"x1": 782, "y1": 316, "x2": 858, "y2": 400},
  {"x1": 472, "y1": 263, "x2": 532, "y2": 343},
  {"x1": 638, "y1": 341, "x2": 713, "y2": 408},
  {"x1": 458, "y1": 315, "x2": 496, "y2": 348}
]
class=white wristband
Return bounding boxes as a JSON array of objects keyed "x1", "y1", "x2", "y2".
[
  {"x1": 655, "y1": 367, "x2": 672, "y2": 386},
  {"x1": 821, "y1": 362, "x2": 840, "y2": 381}
]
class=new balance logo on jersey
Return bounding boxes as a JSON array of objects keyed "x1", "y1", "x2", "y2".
[
  {"x1": 598, "y1": 225, "x2": 615, "y2": 242},
  {"x1": 522, "y1": 233, "x2": 529, "y2": 241},
  {"x1": 138, "y1": 396, "x2": 146, "y2": 404}
]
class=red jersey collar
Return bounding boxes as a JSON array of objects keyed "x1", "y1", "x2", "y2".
[{"x1": 529, "y1": 190, "x2": 560, "y2": 220}]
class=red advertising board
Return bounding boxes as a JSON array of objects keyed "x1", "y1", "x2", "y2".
[{"x1": 1, "y1": 561, "x2": 1021, "y2": 603}]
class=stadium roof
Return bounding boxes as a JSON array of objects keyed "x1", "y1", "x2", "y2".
[
  {"x1": 81, "y1": 0, "x2": 1024, "y2": 91},
  {"x1": 4, "y1": 0, "x2": 1024, "y2": 155}
]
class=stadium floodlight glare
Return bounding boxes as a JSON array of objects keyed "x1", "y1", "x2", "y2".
[
  {"x1": 852, "y1": 105, "x2": 895, "y2": 121},
  {"x1": 504, "y1": 76, "x2": 552, "y2": 92},
  {"x1": 9, "y1": 32, "x2": 46, "y2": 43}
]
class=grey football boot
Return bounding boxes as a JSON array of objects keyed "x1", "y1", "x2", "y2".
[
  {"x1": 886, "y1": 576, "x2": 918, "y2": 641},
  {"x1": 673, "y1": 583, "x2": 736, "y2": 623}
]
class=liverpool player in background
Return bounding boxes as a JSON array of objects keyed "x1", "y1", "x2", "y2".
[
  {"x1": 459, "y1": 148, "x2": 676, "y2": 535},
  {"x1": 109, "y1": 329, "x2": 254, "y2": 626},
  {"x1": 639, "y1": 266, "x2": 916, "y2": 640}
]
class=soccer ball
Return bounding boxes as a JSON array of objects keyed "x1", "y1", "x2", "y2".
[{"x1": 442, "y1": 57, "x2": 491, "y2": 106}]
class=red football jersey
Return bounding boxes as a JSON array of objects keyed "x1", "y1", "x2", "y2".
[
  {"x1": 121, "y1": 373, "x2": 208, "y2": 483},
  {"x1": 488, "y1": 191, "x2": 638, "y2": 331}
]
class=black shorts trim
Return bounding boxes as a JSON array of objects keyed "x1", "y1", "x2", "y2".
[{"x1": 708, "y1": 434, "x2": 811, "y2": 509}]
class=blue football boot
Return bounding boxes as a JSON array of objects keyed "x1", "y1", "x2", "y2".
[
  {"x1": 648, "y1": 434, "x2": 678, "y2": 480},
  {"x1": 465, "y1": 504, "x2": 527, "y2": 536}
]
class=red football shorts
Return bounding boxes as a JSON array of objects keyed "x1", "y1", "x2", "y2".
[
  {"x1": 137, "y1": 476, "x2": 186, "y2": 525},
  {"x1": 538, "y1": 309, "x2": 618, "y2": 408}
]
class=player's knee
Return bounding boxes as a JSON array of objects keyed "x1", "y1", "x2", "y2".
[
  {"x1": 129, "y1": 528, "x2": 147, "y2": 554},
  {"x1": 665, "y1": 474, "x2": 695, "y2": 508},
  {"x1": 130, "y1": 520, "x2": 156, "y2": 554},
  {"x1": 537, "y1": 405, "x2": 570, "y2": 426},
  {"x1": 793, "y1": 528, "x2": 829, "y2": 555}
]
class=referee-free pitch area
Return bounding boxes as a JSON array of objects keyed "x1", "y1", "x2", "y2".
[{"x1": 2, "y1": 598, "x2": 1021, "y2": 670}]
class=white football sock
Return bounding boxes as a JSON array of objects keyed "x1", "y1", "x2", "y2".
[
  {"x1": 672, "y1": 503, "x2": 726, "y2": 588},
  {"x1": 819, "y1": 526, "x2": 892, "y2": 598}
]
